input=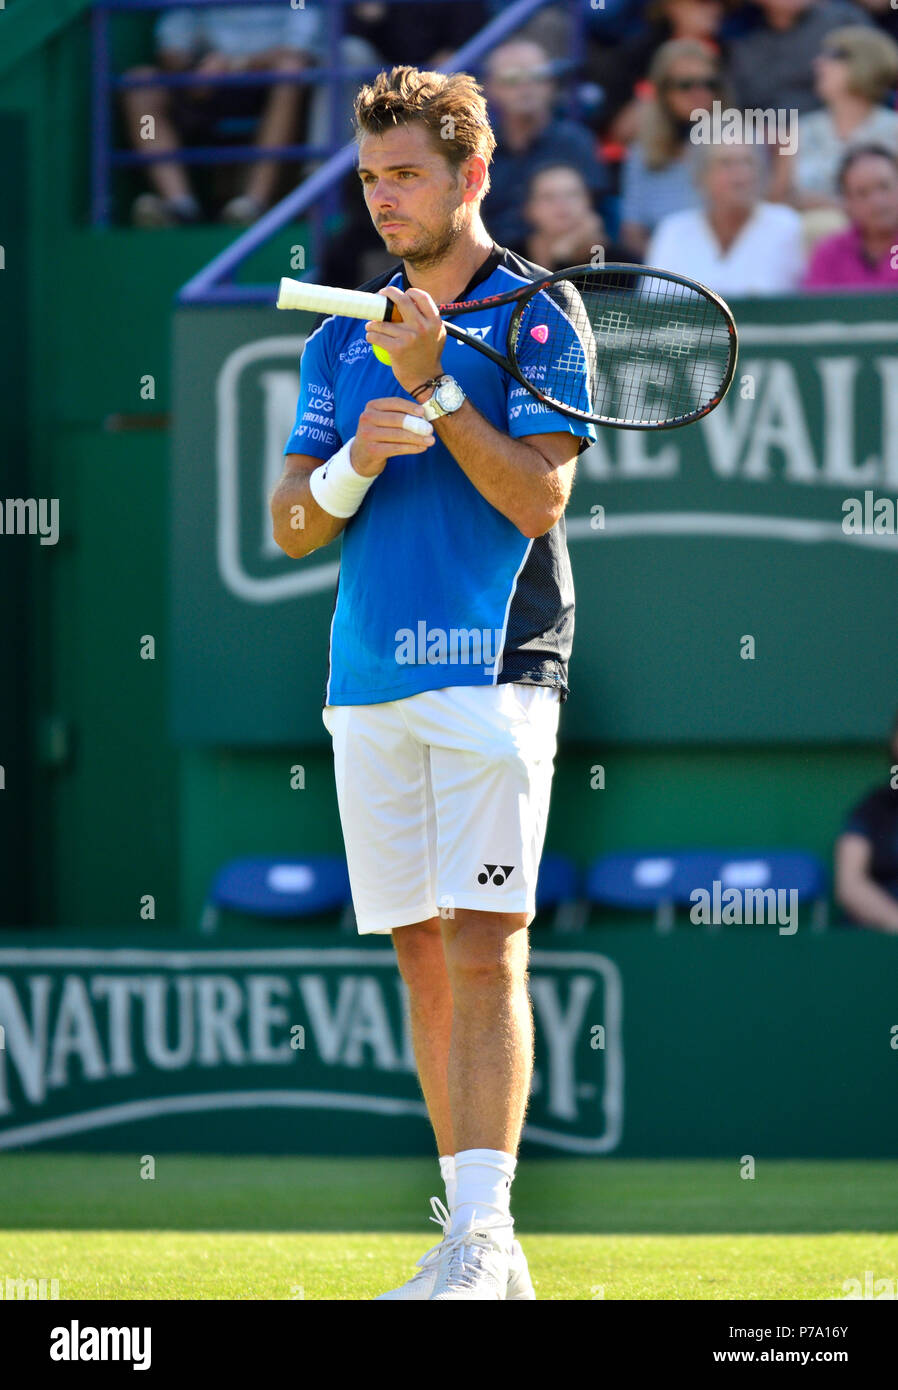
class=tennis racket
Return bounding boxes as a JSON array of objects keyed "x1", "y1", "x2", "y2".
[{"x1": 277, "y1": 264, "x2": 737, "y2": 431}]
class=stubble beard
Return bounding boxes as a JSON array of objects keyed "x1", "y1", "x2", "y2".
[{"x1": 383, "y1": 199, "x2": 469, "y2": 271}]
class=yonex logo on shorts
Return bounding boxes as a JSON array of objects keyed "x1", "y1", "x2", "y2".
[{"x1": 478, "y1": 864, "x2": 515, "y2": 886}]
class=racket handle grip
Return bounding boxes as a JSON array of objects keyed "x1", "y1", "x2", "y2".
[{"x1": 277, "y1": 277, "x2": 392, "y2": 322}]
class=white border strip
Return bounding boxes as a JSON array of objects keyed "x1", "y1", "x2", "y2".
[
  {"x1": 738, "y1": 320, "x2": 898, "y2": 345},
  {"x1": 0, "y1": 1091, "x2": 428, "y2": 1152},
  {"x1": 216, "y1": 336, "x2": 339, "y2": 603},
  {"x1": 566, "y1": 512, "x2": 898, "y2": 549}
]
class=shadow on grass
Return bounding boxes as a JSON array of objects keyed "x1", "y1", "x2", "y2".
[{"x1": 0, "y1": 1157, "x2": 896, "y2": 1234}]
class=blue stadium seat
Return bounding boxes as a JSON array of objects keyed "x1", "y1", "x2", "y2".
[
  {"x1": 536, "y1": 851, "x2": 579, "y2": 908},
  {"x1": 586, "y1": 848, "x2": 828, "y2": 931},
  {"x1": 673, "y1": 849, "x2": 828, "y2": 930},
  {"x1": 201, "y1": 854, "x2": 352, "y2": 933},
  {"x1": 587, "y1": 850, "x2": 681, "y2": 928},
  {"x1": 535, "y1": 851, "x2": 585, "y2": 929}
]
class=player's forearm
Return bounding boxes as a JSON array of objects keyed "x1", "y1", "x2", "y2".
[
  {"x1": 270, "y1": 476, "x2": 348, "y2": 558},
  {"x1": 835, "y1": 875, "x2": 898, "y2": 933},
  {"x1": 433, "y1": 400, "x2": 566, "y2": 538}
]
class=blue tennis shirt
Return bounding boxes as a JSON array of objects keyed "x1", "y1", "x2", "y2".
[{"x1": 284, "y1": 241, "x2": 597, "y2": 706}]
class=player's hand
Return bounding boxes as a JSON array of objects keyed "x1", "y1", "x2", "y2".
[
  {"x1": 349, "y1": 398, "x2": 435, "y2": 477},
  {"x1": 364, "y1": 286, "x2": 446, "y2": 395}
]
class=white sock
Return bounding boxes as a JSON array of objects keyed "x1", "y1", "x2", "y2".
[
  {"x1": 438, "y1": 1154, "x2": 456, "y2": 1214},
  {"x1": 450, "y1": 1148, "x2": 516, "y2": 1244}
]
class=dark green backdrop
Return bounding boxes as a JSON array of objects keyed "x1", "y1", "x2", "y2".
[
  {"x1": 0, "y1": 928, "x2": 894, "y2": 1157},
  {"x1": 171, "y1": 295, "x2": 898, "y2": 747}
]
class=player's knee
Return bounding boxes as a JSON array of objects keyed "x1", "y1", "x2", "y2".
[{"x1": 445, "y1": 920, "x2": 528, "y2": 997}]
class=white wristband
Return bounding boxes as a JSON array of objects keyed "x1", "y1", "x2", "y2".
[{"x1": 309, "y1": 437, "x2": 375, "y2": 519}]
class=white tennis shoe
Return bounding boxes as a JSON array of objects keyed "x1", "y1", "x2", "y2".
[
  {"x1": 375, "y1": 1197, "x2": 451, "y2": 1300},
  {"x1": 375, "y1": 1202, "x2": 536, "y2": 1300},
  {"x1": 429, "y1": 1226, "x2": 532, "y2": 1301}
]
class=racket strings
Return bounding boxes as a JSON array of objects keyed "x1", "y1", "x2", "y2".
[{"x1": 514, "y1": 270, "x2": 734, "y2": 426}]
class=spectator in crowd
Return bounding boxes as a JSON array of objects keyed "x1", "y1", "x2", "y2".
[
  {"x1": 588, "y1": 0, "x2": 735, "y2": 143},
  {"x1": 802, "y1": 143, "x2": 898, "y2": 288},
  {"x1": 835, "y1": 711, "x2": 898, "y2": 933},
  {"x1": 513, "y1": 164, "x2": 628, "y2": 270},
  {"x1": 769, "y1": 25, "x2": 898, "y2": 207},
  {"x1": 647, "y1": 139, "x2": 805, "y2": 294},
  {"x1": 726, "y1": 0, "x2": 874, "y2": 117},
  {"x1": 854, "y1": 0, "x2": 898, "y2": 42},
  {"x1": 480, "y1": 38, "x2": 607, "y2": 249},
  {"x1": 345, "y1": 1, "x2": 489, "y2": 68},
  {"x1": 121, "y1": 4, "x2": 376, "y2": 226},
  {"x1": 619, "y1": 38, "x2": 725, "y2": 259}
]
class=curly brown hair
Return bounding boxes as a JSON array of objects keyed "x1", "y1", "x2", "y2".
[{"x1": 353, "y1": 66, "x2": 497, "y2": 197}]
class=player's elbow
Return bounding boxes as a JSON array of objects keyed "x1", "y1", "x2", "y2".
[{"x1": 273, "y1": 530, "x2": 310, "y2": 559}]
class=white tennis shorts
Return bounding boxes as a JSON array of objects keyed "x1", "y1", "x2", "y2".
[{"x1": 322, "y1": 683, "x2": 561, "y2": 934}]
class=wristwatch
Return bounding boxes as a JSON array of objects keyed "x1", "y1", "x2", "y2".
[{"x1": 419, "y1": 375, "x2": 466, "y2": 422}]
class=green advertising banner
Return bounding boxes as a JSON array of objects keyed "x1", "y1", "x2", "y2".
[
  {"x1": 171, "y1": 295, "x2": 898, "y2": 746},
  {"x1": 0, "y1": 930, "x2": 894, "y2": 1157}
]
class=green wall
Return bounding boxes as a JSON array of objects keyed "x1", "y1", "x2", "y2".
[{"x1": 0, "y1": 113, "x2": 32, "y2": 925}]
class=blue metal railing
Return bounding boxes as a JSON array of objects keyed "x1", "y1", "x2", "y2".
[
  {"x1": 93, "y1": 0, "x2": 562, "y2": 226},
  {"x1": 92, "y1": 0, "x2": 385, "y2": 224},
  {"x1": 91, "y1": 0, "x2": 589, "y2": 296},
  {"x1": 171, "y1": 0, "x2": 561, "y2": 303}
]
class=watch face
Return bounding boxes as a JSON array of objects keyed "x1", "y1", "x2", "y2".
[{"x1": 436, "y1": 379, "x2": 465, "y2": 411}]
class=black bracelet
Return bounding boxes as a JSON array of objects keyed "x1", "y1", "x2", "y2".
[{"x1": 411, "y1": 375, "x2": 445, "y2": 399}]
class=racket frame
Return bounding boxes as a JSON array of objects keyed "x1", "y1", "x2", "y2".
[{"x1": 434, "y1": 263, "x2": 739, "y2": 432}]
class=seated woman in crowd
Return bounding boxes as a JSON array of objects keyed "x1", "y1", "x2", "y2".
[
  {"x1": 619, "y1": 38, "x2": 726, "y2": 260},
  {"x1": 769, "y1": 24, "x2": 898, "y2": 209},
  {"x1": 803, "y1": 143, "x2": 898, "y2": 289},
  {"x1": 589, "y1": 0, "x2": 734, "y2": 144},
  {"x1": 514, "y1": 164, "x2": 628, "y2": 272},
  {"x1": 647, "y1": 139, "x2": 805, "y2": 296},
  {"x1": 835, "y1": 711, "x2": 898, "y2": 933}
]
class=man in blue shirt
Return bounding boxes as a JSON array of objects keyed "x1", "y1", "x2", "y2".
[
  {"x1": 480, "y1": 37, "x2": 607, "y2": 249},
  {"x1": 272, "y1": 63, "x2": 595, "y2": 1301}
]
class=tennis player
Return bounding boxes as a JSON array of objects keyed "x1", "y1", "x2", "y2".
[{"x1": 271, "y1": 65, "x2": 596, "y2": 1300}]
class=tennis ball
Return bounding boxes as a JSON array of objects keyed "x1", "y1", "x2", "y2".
[{"x1": 373, "y1": 344, "x2": 392, "y2": 366}]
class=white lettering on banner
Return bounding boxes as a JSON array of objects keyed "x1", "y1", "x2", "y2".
[
  {"x1": 259, "y1": 369, "x2": 302, "y2": 561},
  {"x1": 215, "y1": 321, "x2": 898, "y2": 602},
  {"x1": 0, "y1": 950, "x2": 623, "y2": 1155},
  {"x1": 529, "y1": 975, "x2": 595, "y2": 1121}
]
